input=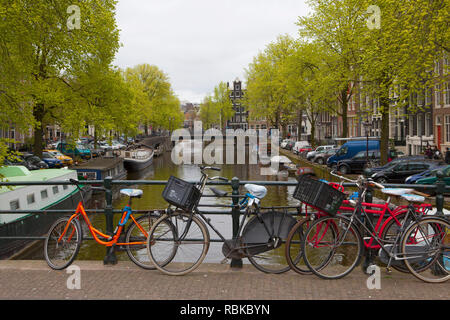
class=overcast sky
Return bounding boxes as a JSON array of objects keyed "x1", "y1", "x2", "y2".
[{"x1": 113, "y1": 0, "x2": 310, "y2": 104}]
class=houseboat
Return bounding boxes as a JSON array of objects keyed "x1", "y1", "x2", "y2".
[
  {"x1": 0, "y1": 166, "x2": 89, "y2": 258},
  {"x1": 71, "y1": 156, "x2": 127, "y2": 184}
]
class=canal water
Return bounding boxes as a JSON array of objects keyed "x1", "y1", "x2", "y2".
[{"x1": 15, "y1": 146, "x2": 307, "y2": 263}]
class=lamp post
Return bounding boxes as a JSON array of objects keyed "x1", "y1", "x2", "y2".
[{"x1": 363, "y1": 120, "x2": 373, "y2": 165}]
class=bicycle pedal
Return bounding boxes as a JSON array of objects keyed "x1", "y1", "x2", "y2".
[
  {"x1": 220, "y1": 258, "x2": 229, "y2": 264},
  {"x1": 386, "y1": 267, "x2": 392, "y2": 274}
]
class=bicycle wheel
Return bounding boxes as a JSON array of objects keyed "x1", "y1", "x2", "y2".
[
  {"x1": 147, "y1": 211, "x2": 210, "y2": 276},
  {"x1": 401, "y1": 217, "x2": 449, "y2": 283},
  {"x1": 379, "y1": 212, "x2": 410, "y2": 273},
  {"x1": 302, "y1": 215, "x2": 363, "y2": 279},
  {"x1": 285, "y1": 218, "x2": 314, "y2": 275},
  {"x1": 44, "y1": 216, "x2": 82, "y2": 270},
  {"x1": 243, "y1": 211, "x2": 297, "y2": 274},
  {"x1": 125, "y1": 213, "x2": 160, "y2": 269}
]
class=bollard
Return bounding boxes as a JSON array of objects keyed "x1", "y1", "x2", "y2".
[
  {"x1": 103, "y1": 176, "x2": 117, "y2": 265},
  {"x1": 435, "y1": 171, "x2": 445, "y2": 217},
  {"x1": 230, "y1": 177, "x2": 243, "y2": 268}
]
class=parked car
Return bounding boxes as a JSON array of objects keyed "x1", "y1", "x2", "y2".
[
  {"x1": 43, "y1": 149, "x2": 74, "y2": 166},
  {"x1": 84, "y1": 143, "x2": 104, "y2": 158},
  {"x1": 371, "y1": 160, "x2": 442, "y2": 184},
  {"x1": 337, "y1": 150, "x2": 380, "y2": 175},
  {"x1": 112, "y1": 140, "x2": 127, "y2": 150},
  {"x1": 292, "y1": 141, "x2": 310, "y2": 154},
  {"x1": 313, "y1": 148, "x2": 338, "y2": 165},
  {"x1": 297, "y1": 146, "x2": 313, "y2": 158},
  {"x1": 285, "y1": 140, "x2": 295, "y2": 151},
  {"x1": 280, "y1": 139, "x2": 292, "y2": 149},
  {"x1": 415, "y1": 165, "x2": 450, "y2": 186},
  {"x1": 56, "y1": 142, "x2": 91, "y2": 159},
  {"x1": 21, "y1": 153, "x2": 49, "y2": 170},
  {"x1": 405, "y1": 165, "x2": 449, "y2": 184},
  {"x1": 327, "y1": 139, "x2": 380, "y2": 169},
  {"x1": 306, "y1": 145, "x2": 336, "y2": 161},
  {"x1": 370, "y1": 155, "x2": 427, "y2": 173},
  {"x1": 41, "y1": 152, "x2": 64, "y2": 168}
]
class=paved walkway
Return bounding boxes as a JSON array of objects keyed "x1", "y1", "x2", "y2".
[{"x1": 0, "y1": 260, "x2": 448, "y2": 300}]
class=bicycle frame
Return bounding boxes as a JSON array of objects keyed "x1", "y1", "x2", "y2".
[{"x1": 59, "y1": 201, "x2": 148, "y2": 247}]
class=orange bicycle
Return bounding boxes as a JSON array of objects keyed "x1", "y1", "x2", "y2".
[{"x1": 44, "y1": 179, "x2": 163, "y2": 270}]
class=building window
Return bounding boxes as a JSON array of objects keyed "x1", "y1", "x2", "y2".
[
  {"x1": 444, "y1": 82, "x2": 450, "y2": 106},
  {"x1": 52, "y1": 186, "x2": 59, "y2": 194},
  {"x1": 63, "y1": 185, "x2": 68, "y2": 190},
  {"x1": 41, "y1": 189, "x2": 48, "y2": 199},
  {"x1": 409, "y1": 117, "x2": 413, "y2": 136},
  {"x1": 417, "y1": 114, "x2": 423, "y2": 136},
  {"x1": 27, "y1": 194, "x2": 35, "y2": 205},
  {"x1": 425, "y1": 88, "x2": 432, "y2": 105},
  {"x1": 425, "y1": 113, "x2": 431, "y2": 136},
  {"x1": 446, "y1": 116, "x2": 450, "y2": 143},
  {"x1": 435, "y1": 84, "x2": 441, "y2": 107},
  {"x1": 10, "y1": 200, "x2": 20, "y2": 210}
]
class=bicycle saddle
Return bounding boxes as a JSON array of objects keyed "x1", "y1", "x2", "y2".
[
  {"x1": 120, "y1": 189, "x2": 143, "y2": 198},
  {"x1": 210, "y1": 187, "x2": 228, "y2": 197},
  {"x1": 244, "y1": 184, "x2": 267, "y2": 199},
  {"x1": 381, "y1": 188, "x2": 414, "y2": 197},
  {"x1": 401, "y1": 194, "x2": 425, "y2": 203}
]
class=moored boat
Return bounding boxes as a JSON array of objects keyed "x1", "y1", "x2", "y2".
[
  {"x1": 0, "y1": 166, "x2": 90, "y2": 258},
  {"x1": 71, "y1": 156, "x2": 127, "y2": 185},
  {"x1": 120, "y1": 146, "x2": 154, "y2": 171}
]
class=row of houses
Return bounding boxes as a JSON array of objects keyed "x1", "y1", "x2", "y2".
[{"x1": 181, "y1": 58, "x2": 449, "y2": 156}]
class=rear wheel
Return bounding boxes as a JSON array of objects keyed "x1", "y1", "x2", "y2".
[
  {"x1": 44, "y1": 216, "x2": 82, "y2": 270},
  {"x1": 401, "y1": 217, "x2": 449, "y2": 283},
  {"x1": 338, "y1": 165, "x2": 349, "y2": 175},
  {"x1": 285, "y1": 218, "x2": 314, "y2": 275},
  {"x1": 125, "y1": 213, "x2": 160, "y2": 269},
  {"x1": 147, "y1": 212, "x2": 210, "y2": 276},
  {"x1": 243, "y1": 211, "x2": 296, "y2": 274},
  {"x1": 302, "y1": 215, "x2": 363, "y2": 279}
]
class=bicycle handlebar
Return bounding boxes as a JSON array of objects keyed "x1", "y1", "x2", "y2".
[
  {"x1": 200, "y1": 166, "x2": 221, "y2": 171},
  {"x1": 208, "y1": 176, "x2": 229, "y2": 182},
  {"x1": 330, "y1": 170, "x2": 384, "y2": 189}
]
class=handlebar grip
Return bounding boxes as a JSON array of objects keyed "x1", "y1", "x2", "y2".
[
  {"x1": 370, "y1": 181, "x2": 385, "y2": 189},
  {"x1": 210, "y1": 167, "x2": 221, "y2": 171}
]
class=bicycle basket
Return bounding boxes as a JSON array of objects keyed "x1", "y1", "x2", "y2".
[
  {"x1": 293, "y1": 175, "x2": 346, "y2": 216},
  {"x1": 162, "y1": 176, "x2": 202, "y2": 211}
]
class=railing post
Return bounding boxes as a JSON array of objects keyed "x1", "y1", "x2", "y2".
[
  {"x1": 362, "y1": 168, "x2": 374, "y2": 272},
  {"x1": 103, "y1": 176, "x2": 117, "y2": 265},
  {"x1": 435, "y1": 171, "x2": 445, "y2": 217},
  {"x1": 230, "y1": 177, "x2": 243, "y2": 268}
]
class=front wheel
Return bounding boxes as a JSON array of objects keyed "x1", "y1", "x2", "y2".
[
  {"x1": 302, "y1": 215, "x2": 363, "y2": 280},
  {"x1": 401, "y1": 217, "x2": 449, "y2": 283},
  {"x1": 285, "y1": 218, "x2": 315, "y2": 275},
  {"x1": 44, "y1": 216, "x2": 82, "y2": 270},
  {"x1": 243, "y1": 211, "x2": 297, "y2": 274},
  {"x1": 147, "y1": 212, "x2": 210, "y2": 276},
  {"x1": 125, "y1": 213, "x2": 160, "y2": 269}
]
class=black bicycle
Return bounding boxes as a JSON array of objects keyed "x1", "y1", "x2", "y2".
[{"x1": 145, "y1": 166, "x2": 297, "y2": 276}]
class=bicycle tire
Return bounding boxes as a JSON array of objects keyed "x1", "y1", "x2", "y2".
[
  {"x1": 401, "y1": 217, "x2": 449, "y2": 283},
  {"x1": 379, "y1": 211, "x2": 410, "y2": 273},
  {"x1": 147, "y1": 211, "x2": 210, "y2": 276},
  {"x1": 285, "y1": 218, "x2": 314, "y2": 275},
  {"x1": 125, "y1": 213, "x2": 160, "y2": 270},
  {"x1": 302, "y1": 215, "x2": 363, "y2": 280},
  {"x1": 44, "y1": 216, "x2": 82, "y2": 270},
  {"x1": 242, "y1": 211, "x2": 296, "y2": 274}
]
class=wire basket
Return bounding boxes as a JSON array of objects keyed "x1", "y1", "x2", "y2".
[
  {"x1": 293, "y1": 175, "x2": 346, "y2": 216},
  {"x1": 162, "y1": 176, "x2": 202, "y2": 211}
]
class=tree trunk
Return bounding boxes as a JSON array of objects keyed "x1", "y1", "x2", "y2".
[
  {"x1": 340, "y1": 87, "x2": 349, "y2": 141},
  {"x1": 33, "y1": 103, "x2": 45, "y2": 158},
  {"x1": 380, "y1": 96, "x2": 390, "y2": 165},
  {"x1": 297, "y1": 109, "x2": 303, "y2": 140}
]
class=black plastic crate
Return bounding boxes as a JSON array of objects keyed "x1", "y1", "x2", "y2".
[
  {"x1": 293, "y1": 175, "x2": 346, "y2": 216},
  {"x1": 162, "y1": 176, "x2": 202, "y2": 211}
]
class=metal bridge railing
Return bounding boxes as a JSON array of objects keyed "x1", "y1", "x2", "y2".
[{"x1": 0, "y1": 170, "x2": 448, "y2": 266}]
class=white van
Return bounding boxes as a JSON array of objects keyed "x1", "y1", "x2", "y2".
[{"x1": 292, "y1": 141, "x2": 310, "y2": 155}]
